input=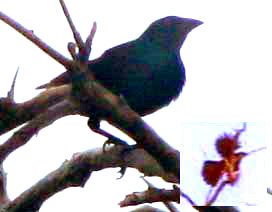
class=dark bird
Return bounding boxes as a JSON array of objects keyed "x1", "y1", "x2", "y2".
[{"x1": 37, "y1": 16, "x2": 202, "y2": 116}]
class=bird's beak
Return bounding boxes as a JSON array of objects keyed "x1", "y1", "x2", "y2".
[
  {"x1": 178, "y1": 18, "x2": 203, "y2": 34},
  {"x1": 191, "y1": 19, "x2": 203, "y2": 29}
]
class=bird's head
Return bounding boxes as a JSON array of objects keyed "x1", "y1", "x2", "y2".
[{"x1": 140, "y1": 16, "x2": 203, "y2": 51}]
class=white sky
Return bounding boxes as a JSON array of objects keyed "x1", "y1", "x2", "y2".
[{"x1": 0, "y1": 0, "x2": 271, "y2": 211}]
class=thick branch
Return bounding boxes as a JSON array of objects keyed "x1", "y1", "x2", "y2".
[
  {"x1": 0, "y1": 144, "x2": 167, "y2": 212},
  {"x1": 0, "y1": 99, "x2": 77, "y2": 163},
  {"x1": 0, "y1": 165, "x2": 9, "y2": 206},
  {"x1": 0, "y1": 85, "x2": 72, "y2": 135}
]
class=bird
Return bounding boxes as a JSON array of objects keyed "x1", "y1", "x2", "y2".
[{"x1": 37, "y1": 16, "x2": 203, "y2": 117}]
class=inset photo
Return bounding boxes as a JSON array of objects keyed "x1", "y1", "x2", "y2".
[{"x1": 180, "y1": 122, "x2": 266, "y2": 206}]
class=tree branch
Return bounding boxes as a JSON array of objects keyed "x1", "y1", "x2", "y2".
[
  {"x1": 59, "y1": 0, "x2": 84, "y2": 50},
  {"x1": 205, "y1": 181, "x2": 228, "y2": 206},
  {"x1": 119, "y1": 183, "x2": 179, "y2": 208},
  {"x1": 119, "y1": 177, "x2": 179, "y2": 211},
  {"x1": 0, "y1": 143, "x2": 176, "y2": 212},
  {"x1": 0, "y1": 99, "x2": 77, "y2": 163},
  {"x1": 0, "y1": 85, "x2": 72, "y2": 135},
  {"x1": 0, "y1": 11, "x2": 72, "y2": 69},
  {"x1": 0, "y1": 165, "x2": 9, "y2": 206}
]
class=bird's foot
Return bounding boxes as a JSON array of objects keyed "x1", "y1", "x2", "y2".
[
  {"x1": 103, "y1": 136, "x2": 129, "y2": 152},
  {"x1": 88, "y1": 117, "x2": 129, "y2": 150},
  {"x1": 87, "y1": 117, "x2": 136, "y2": 179}
]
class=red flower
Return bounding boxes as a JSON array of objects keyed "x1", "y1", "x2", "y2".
[
  {"x1": 202, "y1": 124, "x2": 247, "y2": 186},
  {"x1": 202, "y1": 152, "x2": 247, "y2": 186}
]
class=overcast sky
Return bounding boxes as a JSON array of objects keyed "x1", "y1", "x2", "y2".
[{"x1": 0, "y1": 0, "x2": 271, "y2": 211}]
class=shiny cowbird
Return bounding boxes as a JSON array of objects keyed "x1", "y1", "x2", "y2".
[{"x1": 37, "y1": 16, "x2": 202, "y2": 116}]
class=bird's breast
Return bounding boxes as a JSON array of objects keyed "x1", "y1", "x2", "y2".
[{"x1": 90, "y1": 49, "x2": 185, "y2": 116}]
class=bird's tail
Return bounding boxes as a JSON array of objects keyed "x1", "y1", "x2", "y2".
[
  {"x1": 36, "y1": 71, "x2": 71, "y2": 89},
  {"x1": 36, "y1": 60, "x2": 98, "y2": 89}
]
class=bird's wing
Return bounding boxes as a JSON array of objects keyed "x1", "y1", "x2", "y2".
[{"x1": 35, "y1": 40, "x2": 139, "y2": 90}]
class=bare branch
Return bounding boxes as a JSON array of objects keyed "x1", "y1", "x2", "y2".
[
  {"x1": 0, "y1": 144, "x2": 169, "y2": 212},
  {"x1": 247, "y1": 147, "x2": 266, "y2": 155},
  {"x1": 0, "y1": 99, "x2": 77, "y2": 163},
  {"x1": 67, "y1": 42, "x2": 77, "y2": 59},
  {"x1": 0, "y1": 85, "x2": 72, "y2": 135},
  {"x1": 0, "y1": 11, "x2": 72, "y2": 69},
  {"x1": 85, "y1": 21, "x2": 97, "y2": 55},
  {"x1": 141, "y1": 177, "x2": 179, "y2": 212},
  {"x1": 205, "y1": 181, "x2": 228, "y2": 206},
  {"x1": 7, "y1": 68, "x2": 19, "y2": 101},
  {"x1": 59, "y1": 0, "x2": 84, "y2": 50},
  {"x1": 119, "y1": 185, "x2": 179, "y2": 207},
  {"x1": 180, "y1": 190, "x2": 196, "y2": 206}
]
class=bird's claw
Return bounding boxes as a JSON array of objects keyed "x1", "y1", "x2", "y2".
[
  {"x1": 102, "y1": 136, "x2": 129, "y2": 153},
  {"x1": 116, "y1": 144, "x2": 138, "y2": 179},
  {"x1": 87, "y1": 117, "x2": 136, "y2": 179},
  {"x1": 100, "y1": 136, "x2": 130, "y2": 179},
  {"x1": 117, "y1": 166, "x2": 127, "y2": 180},
  {"x1": 102, "y1": 138, "x2": 137, "y2": 179}
]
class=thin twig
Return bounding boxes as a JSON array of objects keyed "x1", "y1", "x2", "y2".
[
  {"x1": 247, "y1": 147, "x2": 266, "y2": 155},
  {"x1": 205, "y1": 180, "x2": 228, "y2": 206},
  {"x1": 85, "y1": 22, "x2": 97, "y2": 56},
  {"x1": 59, "y1": 0, "x2": 84, "y2": 50},
  {"x1": 0, "y1": 11, "x2": 72, "y2": 69},
  {"x1": 180, "y1": 190, "x2": 196, "y2": 205},
  {"x1": 233, "y1": 123, "x2": 247, "y2": 141},
  {"x1": 7, "y1": 67, "x2": 19, "y2": 101},
  {"x1": 68, "y1": 42, "x2": 77, "y2": 59}
]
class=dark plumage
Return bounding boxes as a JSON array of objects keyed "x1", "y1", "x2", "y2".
[{"x1": 37, "y1": 16, "x2": 202, "y2": 116}]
